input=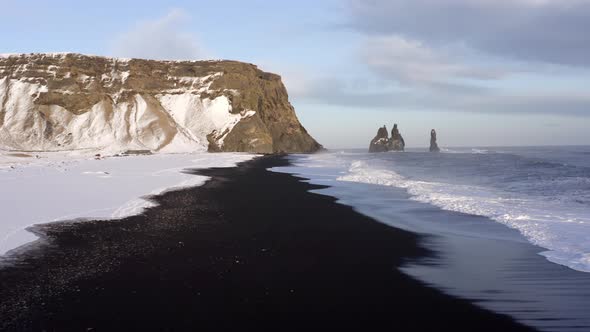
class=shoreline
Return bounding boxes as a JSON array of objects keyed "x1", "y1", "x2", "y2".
[
  {"x1": 273, "y1": 153, "x2": 590, "y2": 331},
  {"x1": 0, "y1": 155, "x2": 535, "y2": 331},
  {"x1": 282, "y1": 148, "x2": 590, "y2": 273},
  {"x1": 0, "y1": 152, "x2": 255, "y2": 256}
]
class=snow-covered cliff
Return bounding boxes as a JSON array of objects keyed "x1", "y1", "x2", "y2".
[{"x1": 0, "y1": 53, "x2": 321, "y2": 154}]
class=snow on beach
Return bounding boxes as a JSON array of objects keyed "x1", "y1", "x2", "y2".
[{"x1": 0, "y1": 151, "x2": 255, "y2": 256}]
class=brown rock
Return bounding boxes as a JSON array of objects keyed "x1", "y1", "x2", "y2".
[{"x1": 0, "y1": 53, "x2": 321, "y2": 154}]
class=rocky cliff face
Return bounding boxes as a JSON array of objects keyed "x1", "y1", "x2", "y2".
[{"x1": 0, "y1": 53, "x2": 321, "y2": 154}]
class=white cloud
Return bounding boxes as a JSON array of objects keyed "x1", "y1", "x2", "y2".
[
  {"x1": 338, "y1": 0, "x2": 590, "y2": 118},
  {"x1": 361, "y1": 35, "x2": 508, "y2": 85},
  {"x1": 257, "y1": 61, "x2": 331, "y2": 100},
  {"x1": 348, "y1": 0, "x2": 590, "y2": 66},
  {"x1": 111, "y1": 9, "x2": 203, "y2": 61}
]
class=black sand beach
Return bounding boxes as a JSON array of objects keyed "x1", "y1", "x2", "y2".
[{"x1": 0, "y1": 155, "x2": 536, "y2": 331}]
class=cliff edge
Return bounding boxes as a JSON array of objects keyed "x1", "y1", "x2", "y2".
[{"x1": 0, "y1": 53, "x2": 322, "y2": 154}]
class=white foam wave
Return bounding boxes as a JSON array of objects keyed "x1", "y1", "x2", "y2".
[
  {"x1": 439, "y1": 147, "x2": 498, "y2": 154},
  {"x1": 471, "y1": 148, "x2": 493, "y2": 154},
  {"x1": 337, "y1": 160, "x2": 590, "y2": 272}
]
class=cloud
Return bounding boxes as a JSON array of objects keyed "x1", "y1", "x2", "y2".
[
  {"x1": 361, "y1": 35, "x2": 508, "y2": 85},
  {"x1": 455, "y1": 92, "x2": 590, "y2": 116},
  {"x1": 111, "y1": 9, "x2": 203, "y2": 61},
  {"x1": 288, "y1": 70, "x2": 590, "y2": 117},
  {"x1": 348, "y1": 0, "x2": 590, "y2": 66},
  {"x1": 315, "y1": 0, "x2": 590, "y2": 117}
]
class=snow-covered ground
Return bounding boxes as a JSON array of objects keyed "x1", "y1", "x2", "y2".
[{"x1": 0, "y1": 152, "x2": 255, "y2": 256}]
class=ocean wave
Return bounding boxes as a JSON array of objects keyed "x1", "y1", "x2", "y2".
[
  {"x1": 471, "y1": 148, "x2": 494, "y2": 154},
  {"x1": 439, "y1": 148, "x2": 498, "y2": 154},
  {"x1": 337, "y1": 159, "x2": 590, "y2": 273}
]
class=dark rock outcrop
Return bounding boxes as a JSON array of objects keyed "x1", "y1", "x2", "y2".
[
  {"x1": 429, "y1": 129, "x2": 440, "y2": 152},
  {"x1": 369, "y1": 126, "x2": 390, "y2": 153},
  {"x1": 389, "y1": 124, "x2": 405, "y2": 151},
  {"x1": 368, "y1": 123, "x2": 405, "y2": 153}
]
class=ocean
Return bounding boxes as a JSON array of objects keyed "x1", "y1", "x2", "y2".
[{"x1": 272, "y1": 146, "x2": 590, "y2": 331}]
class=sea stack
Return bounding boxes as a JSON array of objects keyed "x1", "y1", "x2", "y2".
[
  {"x1": 368, "y1": 123, "x2": 405, "y2": 153},
  {"x1": 389, "y1": 124, "x2": 405, "y2": 151},
  {"x1": 429, "y1": 129, "x2": 440, "y2": 152},
  {"x1": 369, "y1": 125, "x2": 390, "y2": 153}
]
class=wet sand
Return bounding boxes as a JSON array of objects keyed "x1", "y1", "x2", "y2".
[{"x1": 0, "y1": 155, "x2": 536, "y2": 331}]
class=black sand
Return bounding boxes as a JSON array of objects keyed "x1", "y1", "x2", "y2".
[{"x1": 0, "y1": 156, "x2": 536, "y2": 331}]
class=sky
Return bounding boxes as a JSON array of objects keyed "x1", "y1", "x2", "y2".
[{"x1": 1, "y1": 0, "x2": 589, "y2": 148}]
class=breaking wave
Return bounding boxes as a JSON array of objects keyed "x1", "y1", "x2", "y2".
[{"x1": 297, "y1": 147, "x2": 590, "y2": 272}]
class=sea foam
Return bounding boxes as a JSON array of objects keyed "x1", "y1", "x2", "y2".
[{"x1": 293, "y1": 149, "x2": 590, "y2": 273}]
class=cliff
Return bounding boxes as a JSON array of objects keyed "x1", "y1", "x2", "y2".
[{"x1": 0, "y1": 53, "x2": 322, "y2": 154}]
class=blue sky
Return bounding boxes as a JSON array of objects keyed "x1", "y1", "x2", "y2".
[{"x1": 1, "y1": 0, "x2": 589, "y2": 148}]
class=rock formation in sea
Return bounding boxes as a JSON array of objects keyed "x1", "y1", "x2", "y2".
[
  {"x1": 389, "y1": 123, "x2": 405, "y2": 151},
  {"x1": 369, "y1": 125, "x2": 390, "y2": 152},
  {"x1": 368, "y1": 123, "x2": 405, "y2": 152},
  {"x1": 429, "y1": 129, "x2": 440, "y2": 152},
  {"x1": 0, "y1": 53, "x2": 322, "y2": 154}
]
